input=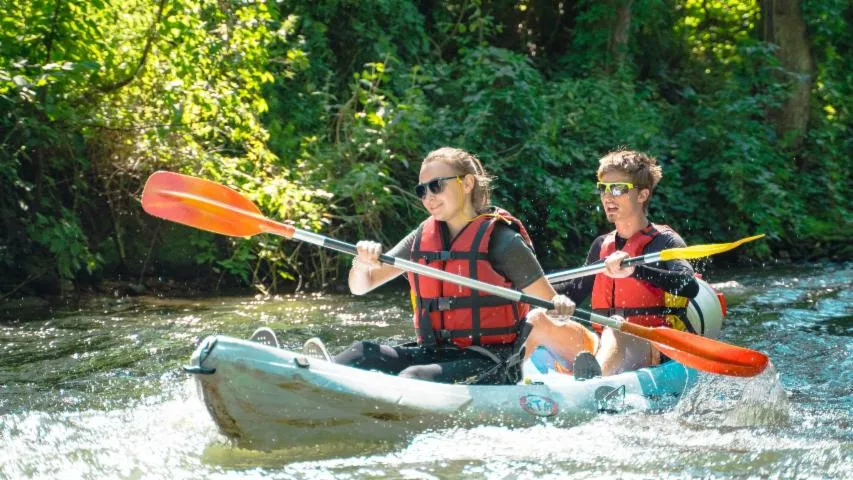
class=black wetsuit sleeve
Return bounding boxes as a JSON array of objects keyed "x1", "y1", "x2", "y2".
[
  {"x1": 552, "y1": 235, "x2": 603, "y2": 304},
  {"x1": 632, "y1": 230, "x2": 699, "y2": 298},
  {"x1": 487, "y1": 223, "x2": 545, "y2": 290},
  {"x1": 553, "y1": 230, "x2": 699, "y2": 300}
]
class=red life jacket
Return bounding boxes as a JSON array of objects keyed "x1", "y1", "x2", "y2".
[
  {"x1": 590, "y1": 224, "x2": 688, "y2": 328},
  {"x1": 407, "y1": 207, "x2": 532, "y2": 348}
]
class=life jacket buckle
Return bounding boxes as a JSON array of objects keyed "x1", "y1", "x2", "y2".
[
  {"x1": 439, "y1": 250, "x2": 452, "y2": 261},
  {"x1": 437, "y1": 297, "x2": 453, "y2": 311},
  {"x1": 437, "y1": 329, "x2": 453, "y2": 341}
]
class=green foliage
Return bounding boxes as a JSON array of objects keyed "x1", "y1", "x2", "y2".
[
  {"x1": 1, "y1": 0, "x2": 331, "y2": 290},
  {"x1": 27, "y1": 211, "x2": 101, "y2": 279},
  {"x1": 426, "y1": 47, "x2": 545, "y2": 150},
  {"x1": 658, "y1": 41, "x2": 790, "y2": 252},
  {"x1": 797, "y1": 0, "x2": 853, "y2": 251},
  {"x1": 531, "y1": 77, "x2": 667, "y2": 265},
  {"x1": 1, "y1": 0, "x2": 850, "y2": 295}
]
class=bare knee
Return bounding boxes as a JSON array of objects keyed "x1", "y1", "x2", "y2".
[
  {"x1": 524, "y1": 309, "x2": 553, "y2": 340},
  {"x1": 525, "y1": 308, "x2": 550, "y2": 328},
  {"x1": 398, "y1": 367, "x2": 420, "y2": 379},
  {"x1": 597, "y1": 328, "x2": 652, "y2": 375},
  {"x1": 599, "y1": 328, "x2": 617, "y2": 349},
  {"x1": 399, "y1": 365, "x2": 437, "y2": 381}
]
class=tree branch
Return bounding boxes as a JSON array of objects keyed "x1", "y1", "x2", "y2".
[{"x1": 96, "y1": 0, "x2": 168, "y2": 94}]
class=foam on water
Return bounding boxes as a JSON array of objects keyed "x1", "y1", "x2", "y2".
[
  {"x1": 0, "y1": 380, "x2": 220, "y2": 480},
  {"x1": 675, "y1": 363, "x2": 790, "y2": 428},
  {"x1": 1, "y1": 263, "x2": 851, "y2": 479}
]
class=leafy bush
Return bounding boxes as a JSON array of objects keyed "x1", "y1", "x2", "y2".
[{"x1": 1, "y1": 0, "x2": 850, "y2": 296}]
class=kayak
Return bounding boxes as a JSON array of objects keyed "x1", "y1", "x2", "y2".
[
  {"x1": 186, "y1": 335, "x2": 698, "y2": 450},
  {"x1": 186, "y1": 280, "x2": 725, "y2": 450}
]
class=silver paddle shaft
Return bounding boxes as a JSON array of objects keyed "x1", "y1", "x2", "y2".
[
  {"x1": 545, "y1": 252, "x2": 663, "y2": 283},
  {"x1": 291, "y1": 229, "x2": 623, "y2": 330}
]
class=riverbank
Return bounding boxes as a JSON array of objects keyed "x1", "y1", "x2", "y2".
[{"x1": 3, "y1": 255, "x2": 846, "y2": 323}]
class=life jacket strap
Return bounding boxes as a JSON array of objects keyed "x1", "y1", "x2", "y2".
[
  {"x1": 410, "y1": 250, "x2": 489, "y2": 262},
  {"x1": 464, "y1": 345, "x2": 502, "y2": 364},
  {"x1": 412, "y1": 226, "x2": 438, "y2": 347},
  {"x1": 434, "y1": 325, "x2": 519, "y2": 340},
  {"x1": 463, "y1": 321, "x2": 533, "y2": 385},
  {"x1": 421, "y1": 295, "x2": 516, "y2": 312}
]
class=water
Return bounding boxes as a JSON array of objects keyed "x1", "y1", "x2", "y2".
[{"x1": 1, "y1": 263, "x2": 851, "y2": 479}]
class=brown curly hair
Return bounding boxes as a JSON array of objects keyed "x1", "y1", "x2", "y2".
[{"x1": 597, "y1": 149, "x2": 663, "y2": 212}]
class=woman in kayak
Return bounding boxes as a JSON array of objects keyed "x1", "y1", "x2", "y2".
[
  {"x1": 523, "y1": 149, "x2": 700, "y2": 379},
  {"x1": 328, "y1": 147, "x2": 587, "y2": 384}
]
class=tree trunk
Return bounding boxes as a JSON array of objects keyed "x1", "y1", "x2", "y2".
[
  {"x1": 761, "y1": 0, "x2": 815, "y2": 149},
  {"x1": 609, "y1": 0, "x2": 634, "y2": 70}
]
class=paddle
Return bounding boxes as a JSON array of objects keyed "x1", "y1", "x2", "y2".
[
  {"x1": 141, "y1": 171, "x2": 769, "y2": 377},
  {"x1": 546, "y1": 234, "x2": 765, "y2": 283}
]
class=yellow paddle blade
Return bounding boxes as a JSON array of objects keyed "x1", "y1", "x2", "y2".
[{"x1": 659, "y1": 234, "x2": 765, "y2": 261}]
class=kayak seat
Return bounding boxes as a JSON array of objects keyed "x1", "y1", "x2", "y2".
[
  {"x1": 303, "y1": 337, "x2": 333, "y2": 362},
  {"x1": 249, "y1": 327, "x2": 280, "y2": 348}
]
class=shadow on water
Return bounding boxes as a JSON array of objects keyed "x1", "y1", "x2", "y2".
[{"x1": 201, "y1": 438, "x2": 406, "y2": 468}]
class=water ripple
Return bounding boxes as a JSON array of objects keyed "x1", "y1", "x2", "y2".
[{"x1": 0, "y1": 264, "x2": 851, "y2": 478}]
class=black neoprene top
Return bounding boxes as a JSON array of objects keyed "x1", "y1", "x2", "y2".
[{"x1": 554, "y1": 227, "x2": 700, "y2": 302}]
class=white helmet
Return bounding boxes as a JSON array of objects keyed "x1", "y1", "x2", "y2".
[{"x1": 685, "y1": 278, "x2": 725, "y2": 339}]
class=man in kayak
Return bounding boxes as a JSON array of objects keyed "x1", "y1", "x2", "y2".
[
  {"x1": 523, "y1": 149, "x2": 700, "y2": 379},
  {"x1": 327, "y1": 147, "x2": 583, "y2": 384}
]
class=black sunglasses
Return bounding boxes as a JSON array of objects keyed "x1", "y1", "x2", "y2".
[{"x1": 414, "y1": 175, "x2": 460, "y2": 199}]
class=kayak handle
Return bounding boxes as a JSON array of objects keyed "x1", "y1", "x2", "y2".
[
  {"x1": 183, "y1": 365, "x2": 216, "y2": 375},
  {"x1": 183, "y1": 336, "x2": 218, "y2": 375}
]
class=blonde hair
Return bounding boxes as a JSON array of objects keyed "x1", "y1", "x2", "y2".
[
  {"x1": 422, "y1": 147, "x2": 493, "y2": 212},
  {"x1": 597, "y1": 149, "x2": 663, "y2": 211}
]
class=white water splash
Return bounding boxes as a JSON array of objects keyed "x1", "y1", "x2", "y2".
[
  {"x1": 675, "y1": 362, "x2": 790, "y2": 428},
  {"x1": 0, "y1": 379, "x2": 221, "y2": 480}
]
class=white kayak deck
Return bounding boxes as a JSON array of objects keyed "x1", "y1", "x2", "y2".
[{"x1": 187, "y1": 335, "x2": 697, "y2": 450}]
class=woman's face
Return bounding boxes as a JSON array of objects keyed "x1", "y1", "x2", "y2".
[
  {"x1": 417, "y1": 160, "x2": 471, "y2": 221},
  {"x1": 598, "y1": 170, "x2": 649, "y2": 223}
]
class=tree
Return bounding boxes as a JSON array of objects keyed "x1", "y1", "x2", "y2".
[
  {"x1": 761, "y1": 0, "x2": 816, "y2": 148},
  {"x1": 609, "y1": 0, "x2": 634, "y2": 70}
]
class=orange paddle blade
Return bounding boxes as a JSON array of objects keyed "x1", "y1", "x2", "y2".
[
  {"x1": 620, "y1": 322, "x2": 769, "y2": 377},
  {"x1": 141, "y1": 171, "x2": 293, "y2": 238}
]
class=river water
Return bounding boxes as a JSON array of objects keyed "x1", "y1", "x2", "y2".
[{"x1": 1, "y1": 262, "x2": 850, "y2": 479}]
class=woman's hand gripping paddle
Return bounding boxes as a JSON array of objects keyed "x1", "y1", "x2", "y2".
[{"x1": 142, "y1": 171, "x2": 770, "y2": 377}]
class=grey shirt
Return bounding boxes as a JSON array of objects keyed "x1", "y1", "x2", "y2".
[{"x1": 387, "y1": 221, "x2": 545, "y2": 290}]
